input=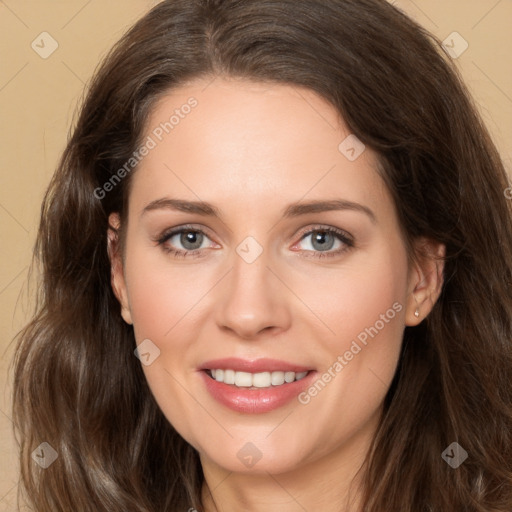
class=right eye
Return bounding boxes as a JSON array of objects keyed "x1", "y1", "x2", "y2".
[{"x1": 156, "y1": 225, "x2": 217, "y2": 259}]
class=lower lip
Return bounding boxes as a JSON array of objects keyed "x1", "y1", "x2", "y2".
[{"x1": 199, "y1": 370, "x2": 317, "y2": 414}]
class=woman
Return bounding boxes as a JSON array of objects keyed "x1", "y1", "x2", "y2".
[{"x1": 12, "y1": 0, "x2": 512, "y2": 510}]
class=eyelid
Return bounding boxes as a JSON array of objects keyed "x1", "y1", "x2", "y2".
[
  {"x1": 156, "y1": 223, "x2": 352, "y2": 243},
  {"x1": 155, "y1": 223, "x2": 354, "y2": 258},
  {"x1": 155, "y1": 223, "x2": 217, "y2": 245},
  {"x1": 290, "y1": 224, "x2": 354, "y2": 255},
  {"x1": 294, "y1": 224, "x2": 353, "y2": 243}
]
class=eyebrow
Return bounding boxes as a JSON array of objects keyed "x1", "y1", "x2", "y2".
[{"x1": 141, "y1": 198, "x2": 376, "y2": 224}]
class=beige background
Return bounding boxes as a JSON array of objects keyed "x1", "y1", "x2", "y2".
[{"x1": 1, "y1": 0, "x2": 511, "y2": 509}]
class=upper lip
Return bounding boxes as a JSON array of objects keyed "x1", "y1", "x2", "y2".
[{"x1": 199, "y1": 357, "x2": 313, "y2": 373}]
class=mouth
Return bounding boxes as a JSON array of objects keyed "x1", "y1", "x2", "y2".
[
  {"x1": 205, "y1": 368, "x2": 310, "y2": 389},
  {"x1": 198, "y1": 358, "x2": 316, "y2": 413}
]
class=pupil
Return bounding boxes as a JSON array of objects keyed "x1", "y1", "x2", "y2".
[
  {"x1": 313, "y1": 231, "x2": 334, "y2": 251},
  {"x1": 182, "y1": 230, "x2": 202, "y2": 250}
]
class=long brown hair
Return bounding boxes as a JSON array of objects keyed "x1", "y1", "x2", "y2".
[{"x1": 12, "y1": 0, "x2": 512, "y2": 510}]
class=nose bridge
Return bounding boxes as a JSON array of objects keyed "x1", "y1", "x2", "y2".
[{"x1": 214, "y1": 235, "x2": 291, "y2": 338}]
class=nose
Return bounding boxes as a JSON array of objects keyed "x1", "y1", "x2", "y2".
[{"x1": 214, "y1": 244, "x2": 292, "y2": 340}]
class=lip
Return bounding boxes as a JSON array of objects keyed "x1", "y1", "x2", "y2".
[
  {"x1": 199, "y1": 357, "x2": 312, "y2": 373},
  {"x1": 198, "y1": 358, "x2": 316, "y2": 414}
]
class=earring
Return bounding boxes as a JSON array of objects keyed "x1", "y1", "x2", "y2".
[{"x1": 414, "y1": 308, "x2": 420, "y2": 318}]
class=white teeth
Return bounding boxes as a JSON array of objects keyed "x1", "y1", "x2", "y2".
[
  {"x1": 234, "y1": 371, "x2": 253, "y2": 387},
  {"x1": 271, "y1": 372, "x2": 285, "y2": 385},
  {"x1": 284, "y1": 371, "x2": 295, "y2": 383},
  {"x1": 223, "y1": 369, "x2": 235, "y2": 385},
  {"x1": 208, "y1": 369, "x2": 309, "y2": 388},
  {"x1": 252, "y1": 372, "x2": 271, "y2": 388}
]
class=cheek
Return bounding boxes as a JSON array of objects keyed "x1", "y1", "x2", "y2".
[
  {"x1": 298, "y1": 240, "x2": 408, "y2": 352},
  {"x1": 124, "y1": 244, "x2": 213, "y2": 341},
  {"x1": 123, "y1": 245, "x2": 211, "y2": 445},
  {"x1": 302, "y1": 242, "x2": 406, "y2": 376},
  {"x1": 119, "y1": 226, "x2": 410, "y2": 467},
  {"x1": 305, "y1": 242, "x2": 407, "y2": 419}
]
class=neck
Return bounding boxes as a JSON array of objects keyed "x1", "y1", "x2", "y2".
[{"x1": 200, "y1": 409, "x2": 380, "y2": 512}]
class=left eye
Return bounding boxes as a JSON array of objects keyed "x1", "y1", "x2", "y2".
[
  {"x1": 156, "y1": 225, "x2": 354, "y2": 259},
  {"x1": 157, "y1": 227, "x2": 214, "y2": 257},
  {"x1": 293, "y1": 227, "x2": 354, "y2": 256}
]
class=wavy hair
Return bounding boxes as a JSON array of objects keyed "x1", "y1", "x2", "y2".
[{"x1": 12, "y1": 0, "x2": 512, "y2": 510}]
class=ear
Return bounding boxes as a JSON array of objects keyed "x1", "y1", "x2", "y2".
[
  {"x1": 107, "y1": 213, "x2": 133, "y2": 325},
  {"x1": 405, "y1": 237, "x2": 445, "y2": 326}
]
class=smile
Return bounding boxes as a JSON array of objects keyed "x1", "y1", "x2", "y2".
[
  {"x1": 208, "y1": 369, "x2": 309, "y2": 388},
  {"x1": 199, "y1": 358, "x2": 316, "y2": 413}
]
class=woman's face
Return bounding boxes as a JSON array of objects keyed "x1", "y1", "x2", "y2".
[{"x1": 110, "y1": 77, "x2": 440, "y2": 476}]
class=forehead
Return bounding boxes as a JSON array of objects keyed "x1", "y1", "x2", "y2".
[{"x1": 129, "y1": 77, "x2": 391, "y2": 219}]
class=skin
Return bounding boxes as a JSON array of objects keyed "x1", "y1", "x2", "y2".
[{"x1": 108, "y1": 77, "x2": 445, "y2": 512}]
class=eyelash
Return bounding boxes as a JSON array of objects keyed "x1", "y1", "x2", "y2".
[{"x1": 155, "y1": 224, "x2": 355, "y2": 260}]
